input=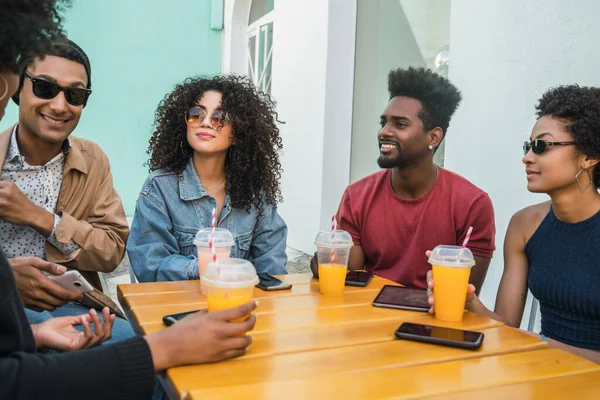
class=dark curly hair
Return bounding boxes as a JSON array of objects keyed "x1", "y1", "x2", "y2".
[
  {"x1": 536, "y1": 85, "x2": 600, "y2": 186},
  {"x1": 147, "y1": 74, "x2": 283, "y2": 217},
  {"x1": 387, "y1": 67, "x2": 462, "y2": 140},
  {"x1": 0, "y1": 0, "x2": 70, "y2": 73}
]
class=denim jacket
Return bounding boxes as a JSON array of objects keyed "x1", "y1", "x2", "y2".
[{"x1": 127, "y1": 159, "x2": 288, "y2": 282}]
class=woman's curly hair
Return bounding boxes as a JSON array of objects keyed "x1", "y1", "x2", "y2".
[
  {"x1": 147, "y1": 74, "x2": 284, "y2": 216},
  {"x1": 0, "y1": 0, "x2": 70, "y2": 73},
  {"x1": 536, "y1": 85, "x2": 600, "y2": 186}
]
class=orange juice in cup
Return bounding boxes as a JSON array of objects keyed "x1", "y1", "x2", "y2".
[
  {"x1": 194, "y1": 228, "x2": 234, "y2": 295},
  {"x1": 201, "y1": 258, "x2": 259, "y2": 322},
  {"x1": 318, "y1": 263, "x2": 348, "y2": 294},
  {"x1": 428, "y1": 245, "x2": 475, "y2": 322},
  {"x1": 314, "y1": 230, "x2": 353, "y2": 295}
]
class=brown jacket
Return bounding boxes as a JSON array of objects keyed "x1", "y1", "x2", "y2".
[{"x1": 0, "y1": 126, "x2": 128, "y2": 290}]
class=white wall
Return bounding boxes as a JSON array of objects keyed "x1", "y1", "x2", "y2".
[
  {"x1": 270, "y1": 0, "x2": 329, "y2": 254},
  {"x1": 319, "y1": 1, "x2": 357, "y2": 240},
  {"x1": 446, "y1": 0, "x2": 600, "y2": 330},
  {"x1": 224, "y1": 0, "x2": 356, "y2": 254}
]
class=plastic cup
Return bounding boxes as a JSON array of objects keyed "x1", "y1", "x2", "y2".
[
  {"x1": 428, "y1": 245, "x2": 475, "y2": 322},
  {"x1": 201, "y1": 258, "x2": 259, "y2": 322},
  {"x1": 314, "y1": 230, "x2": 353, "y2": 295},
  {"x1": 194, "y1": 228, "x2": 234, "y2": 295}
]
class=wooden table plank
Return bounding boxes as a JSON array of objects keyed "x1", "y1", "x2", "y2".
[
  {"x1": 424, "y1": 370, "x2": 600, "y2": 399},
  {"x1": 133, "y1": 289, "x2": 390, "y2": 323},
  {"x1": 185, "y1": 348, "x2": 599, "y2": 400},
  {"x1": 119, "y1": 275, "x2": 395, "y2": 309},
  {"x1": 118, "y1": 274, "x2": 315, "y2": 297},
  {"x1": 139, "y1": 303, "x2": 501, "y2": 339},
  {"x1": 166, "y1": 325, "x2": 545, "y2": 395}
]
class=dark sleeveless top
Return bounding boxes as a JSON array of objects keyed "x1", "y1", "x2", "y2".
[{"x1": 525, "y1": 207, "x2": 600, "y2": 350}]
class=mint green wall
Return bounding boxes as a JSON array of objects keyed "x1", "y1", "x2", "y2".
[{"x1": 0, "y1": 0, "x2": 222, "y2": 215}]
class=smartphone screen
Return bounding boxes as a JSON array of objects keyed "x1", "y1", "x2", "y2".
[
  {"x1": 256, "y1": 273, "x2": 292, "y2": 290},
  {"x1": 372, "y1": 285, "x2": 430, "y2": 311},
  {"x1": 345, "y1": 270, "x2": 374, "y2": 287},
  {"x1": 395, "y1": 322, "x2": 484, "y2": 349}
]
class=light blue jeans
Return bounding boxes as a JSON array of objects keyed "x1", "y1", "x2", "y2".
[{"x1": 24, "y1": 302, "x2": 135, "y2": 346}]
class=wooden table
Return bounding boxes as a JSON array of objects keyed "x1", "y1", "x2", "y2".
[{"x1": 118, "y1": 274, "x2": 600, "y2": 399}]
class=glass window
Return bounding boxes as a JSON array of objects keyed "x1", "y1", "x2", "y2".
[
  {"x1": 248, "y1": 0, "x2": 275, "y2": 25},
  {"x1": 247, "y1": 0, "x2": 274, "y2": 94}
]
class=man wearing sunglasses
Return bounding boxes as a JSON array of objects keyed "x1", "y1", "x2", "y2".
[{"x1": 0, "y1": 39, "x2": 133, "y2": 344}]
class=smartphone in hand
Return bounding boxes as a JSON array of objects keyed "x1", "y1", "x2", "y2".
[{"x1": 47, "y1": 270, "x2": 94, "y2": 294}]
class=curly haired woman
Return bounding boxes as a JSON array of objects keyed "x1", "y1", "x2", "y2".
[
  {"x1": 127, "y1": 75, "x2": 288, "y2": 282},
  {"x1": 428, "y1": 85, "x2": 600, "y2": 363}
]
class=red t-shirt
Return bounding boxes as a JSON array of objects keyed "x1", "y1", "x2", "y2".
[{"x1": 337, "y1": 167, "x2": 496, "y2": 289}]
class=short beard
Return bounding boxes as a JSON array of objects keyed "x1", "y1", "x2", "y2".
[{"x1": 377, "y1": 154, "x2": 406, "y2": 169}]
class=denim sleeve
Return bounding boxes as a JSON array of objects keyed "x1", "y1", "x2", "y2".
[
  {"x1": 249, "y1": 204, "x2": 288, "y2": 275},
  {"x1": 126, "y1": 192, "x2": 198, "y2": 282}
]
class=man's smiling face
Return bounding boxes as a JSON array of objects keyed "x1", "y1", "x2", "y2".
[{"x1": 17, "y1": 55, "x2": 88, "y2": 145}]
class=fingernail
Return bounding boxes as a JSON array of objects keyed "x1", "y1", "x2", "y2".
[
  {"x1": 254, "y1": 300, "x2": 259, "y2": 307},
  {"x1": 90, "y1": 309, "x2": 97, "y2": 316},
  {"x1": 248, "y1": 336, "x2": 253, "y2": 344},
  {"x1": 428, "y1": 280, "x2": 433, "y2": 287},
  {"x1": 57, "y1": 266, "x2": 66, "y2": 273}
]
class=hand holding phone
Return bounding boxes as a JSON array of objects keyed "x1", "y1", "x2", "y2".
[
  {"x1": 372, "y1": 285, "x2": 430, "y2": 312},
  {"x1": 395, "y1": 322, "x2": 484, "y2": 349},
  {"x1": 47, "y1": 270, "x2": 94, "y2": 294}
]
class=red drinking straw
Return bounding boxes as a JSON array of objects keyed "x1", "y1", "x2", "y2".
[
  {"x1": 458, "y1": 226, "x2": 473, "y2": 259},
  {"x1": 331, "y1": 215, "x2": 336, "y2": 264},
  {"x1": 210, "y1": 208, "x2": 218, "y2": 263}
]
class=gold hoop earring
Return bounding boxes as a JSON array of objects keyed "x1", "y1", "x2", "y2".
[
  {"x1": 575, "y1": 167, "x2": 593, "y2": 194},
  {"x1": 180, "y1": 141, "x2": 191, "y2": 157},
  {"x1": 0, "y1": 76, "x2": 8, "y2": 101}
]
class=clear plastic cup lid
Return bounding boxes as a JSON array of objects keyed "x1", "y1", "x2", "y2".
[
  {"x1": 201, "y1": 258, "x2": 259, "y2": 288},
  {"x1": 427, "y1": 245, "x2": 475, "y2": 268},
  {"x1": 194, "y1": 227, "x2": 235, "y2": 248},
  {"x1": 314, "y1": 229, "x2": 353, "y2": 249}
]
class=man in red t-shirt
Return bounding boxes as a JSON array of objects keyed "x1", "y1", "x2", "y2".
[{"x1": 311, "y1": 67, "x2": 496, "y2": 291}]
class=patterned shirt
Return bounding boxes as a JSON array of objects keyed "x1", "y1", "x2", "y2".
[{"x1": 0, "y1": 125, "x2": 80, "y2": 259}]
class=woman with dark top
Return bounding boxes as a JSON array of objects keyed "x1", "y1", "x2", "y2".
[
  {"x1": 127, "y1": 75, "x2": 288, "y2": 282},
  {"x1": 428, "y1": 85, "x2": 600, "y2": 363},
  {"x1": 0, "y1": 1, "x2": 258, "y2": 398}
]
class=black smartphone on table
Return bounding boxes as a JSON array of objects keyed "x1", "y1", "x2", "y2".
[
  {"x1": 395, "y1": 322, "x2": 484, "y2": 350},
  {"x1": 256, "y1": 273, "x2": 292, "y2": 291},
  {"x1": 345, "y1": 270, "x2": 374, "y2": 287},
  {"x1": 372, "y1": 285, "x2": 430, "y2": 312},
  {"x1": 163, "y1": 309, "x2": 202, "y2": 326}
]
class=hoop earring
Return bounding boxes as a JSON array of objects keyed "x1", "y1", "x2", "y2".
[
  {"x1": 227, "y1": 145, "x2": 234, "y2": 163},
  {"x1": 0, "y1": 76, "x2": 8, "y2": 101},
  {"x1": 575, "y1": 167, "x2": 593, "y2": 194},
  {"x1": 180, "y1": 141, "x2": 191, "y2": 157}
]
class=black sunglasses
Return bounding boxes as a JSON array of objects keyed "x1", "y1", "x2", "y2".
[
  {"x1": 523, "y1": 139, "x2": 575, "y2": 155},
  {"x1": 184, "y1": 106, "x2": 230, "y2": 129},
  {"x1": 24, "y1": 71, "x2": 91, "y2": 106}
]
